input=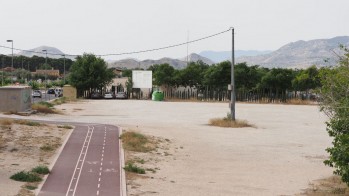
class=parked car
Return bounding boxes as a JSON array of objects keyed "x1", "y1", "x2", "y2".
[
  {"x1": 115, "y1": 92, "x2": 127, "y2": 99},
  {"x1": 32, "y1": 90, "x2": 42, "y2": 98},
  {"x1": 55, "y1": 88, "x2": 63, "y2": 97},
  {"x1": 104, "y1": 92, "x2": 114, "y2": 99},
  {"x1": 47, "y1": 89, "x2": 55, "y2": 94},
  {"x1": 91, "y1": 92, "x2": 102, "y2": 99}
]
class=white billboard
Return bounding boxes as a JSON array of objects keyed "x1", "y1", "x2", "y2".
[{"x1": 132, "y1": 70, "x2": 152, "y2": 88}]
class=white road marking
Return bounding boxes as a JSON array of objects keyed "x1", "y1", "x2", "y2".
[
  {"x1": 65, "y1": 125, "x2": 94, "y2": 196},
  {"x1": 97, "y1": 190, "x2": 99, "y2": 195},
  {"x1": 99, "y1": 177, "x2": 101, "y2": 182},
  {"x1": 98, "y1": 184, "x2": 100, "y2": 188},
  {"x1": 99, "y1": 172, "x2": 101, "y2": 176}
]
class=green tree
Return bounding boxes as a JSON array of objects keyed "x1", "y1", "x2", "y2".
[
  {"x1": 151, "y1": 63, "x2": 175, "y2": 87},
  {"x1": 292, "y1": 65, "x2": 320, "y2": 92},
  {"x1": 203, "y1": 61, "x2": 231, "y2": 90},
  {"x1": 259, "y1": 68, "x2": 295, "y2": 94},
  {"x1": 122, "y1": 69, "x2": 132, "y2": 77},
  {"x1": 320, "y1": 46, "x2": 349, "y2": 186},
  {"x1": 177, "y1": 61, "x2": 209, "y2": 89},
  {"x1": 235, "y1": 63, "x2": 267, "y2": 90},
  {"x1": 69, "y1": 53, "x2": 115, "y2": 96}
]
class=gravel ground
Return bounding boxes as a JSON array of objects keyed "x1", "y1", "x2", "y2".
[{"x1": 1, "y1": 100, "x2": 333, "y2": 196}]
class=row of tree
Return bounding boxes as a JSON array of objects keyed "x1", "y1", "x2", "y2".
[
  {"x1": 123, "y1": 61, "x2": 323, "y2": 95},
  {"x1": 0, "y1": 54, "x2": 73, "y2": 73}
]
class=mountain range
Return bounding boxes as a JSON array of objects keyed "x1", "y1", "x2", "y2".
[
  {"x1": 16, "y1": 46, "x2": 76, "y2": 60},
  {"x1": 14, "y1": 36, "x2": 349, "y2": 69},
  {"x1": 108, "y1": 53, "x2": 215, "y2": 69},
  {"x1": 199, "y1": 50, "x2": 272, "y2": 63},
  {"x1": 236, "y1": 36, "x2": 349, "y2": 68}
]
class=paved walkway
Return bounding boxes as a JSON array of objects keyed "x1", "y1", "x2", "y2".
[{"x1": 39, "y1": 124, "x2": 122, "y2": 196}]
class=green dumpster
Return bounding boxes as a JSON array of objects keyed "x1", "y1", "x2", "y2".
[{"x1": 152, "y1": 91, "x2": 164, "y2": 101}]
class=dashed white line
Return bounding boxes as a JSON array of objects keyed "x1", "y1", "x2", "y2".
[{"x1": 97, "y1": 190, "x2": 99, "y2": 195}]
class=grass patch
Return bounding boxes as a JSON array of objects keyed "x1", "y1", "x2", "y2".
[
  {"x1": 15, "y1": 120, "x2": 41, "y2": 126},
  {"x1": 52, "y1": 97, "x2": 67, "y2": 105},
  {"x1": 286, "y1": 98, "x2": 315, "y2": 105},
  {"x1": 25, "y1": 185, "x2": 37, "y2": 190},
  {"x1": 120, "y1": 131, "x2": 155, "y2": 152},
  {"x1": 10, "y1": 171, "x2": 42, "y2": 182},
  {"x1": 124, "y1": 162, "x2": 145, "y2": 174},
  {"x1": 209, "y1": 113, "x2": 253, "y2": 128},
  {"x1": 209, "y1": 118, "x2": 252, "y2": 128},
  {"x1": 40, "y1": 144, "x2": 54, "y2": 152},
  {"x1": 0, "y1": 118, "x2": 13, "y2": 126},
  {"x1": 31, "y1": 165, "x2": 50, "y2": 175},
  {"x1": 57, "y1": 125, "x2": 73, "y2": 129},
  {"x1": 31, "y1": 104, "x2": 56, "y2": 114},
  {"x1": 302, "y1": 176, "x2": 349, "y2": 195},
  {"x1": 38, "y1": 101, "x2": 54, "y2": 108},
  {"x1": 146, "y1": 168, "x2": 156, "y2": 173}
]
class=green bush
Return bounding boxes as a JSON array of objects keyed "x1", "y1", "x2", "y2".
[
  {"x1": 123, "y1": 163, "x2": 145, "y2": 174},
  {"x1": 38, "y1": 101, "x2": 54, "y2": 108},
  {"x1": 10, "y1": 171, "x2": 42, "y2": 182},
  {"x1": 320, "y1": 45, "x2": 349, "y2": 186},
  {"x1": 32, "y1": 165, "x2": 50, "y2": 175}
]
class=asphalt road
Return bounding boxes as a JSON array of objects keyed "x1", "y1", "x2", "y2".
[{"x1": 39, "y1": 124, "x2": 122, "y2": 196}]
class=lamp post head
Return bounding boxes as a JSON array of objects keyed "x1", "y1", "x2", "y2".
[{"x1": 6, "y1": 40, "x2": 13, "y2": 42}]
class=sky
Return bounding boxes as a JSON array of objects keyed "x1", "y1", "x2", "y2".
[{"x1": 0, "y1": 0, "x2": 348, "y2": 60}]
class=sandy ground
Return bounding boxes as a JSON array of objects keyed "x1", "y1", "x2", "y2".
[
  {"x1": 0, "y1": 120, "x2": 71, "y2": 196},
  {"x1": 1, "y1": 100, "x2": 334, "y2": 195}
]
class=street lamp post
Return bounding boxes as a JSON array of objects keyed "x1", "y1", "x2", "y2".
[
  {"x1": 1, "y1": 56, "x2": 4, "y2": 86},
  {"x1": 230, "y1": 27, "x2": 236, "y2": 121},
  {"x1": 42, "y1": 50, "x2": 48, "y2": 98},
  {"x1": 6, "y1": 40, "x2": 13, "y2": 83},
  {"x1": 62, "y1": 54, "x2": 66, "y2": 84}
]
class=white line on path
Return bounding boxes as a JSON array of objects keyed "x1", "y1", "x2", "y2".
[{"x1": 65, "y1": 125, "x2": 94, "y2": 196}]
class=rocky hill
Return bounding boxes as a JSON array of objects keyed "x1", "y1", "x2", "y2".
[
  {"x1": 199, "y1": 50, "x2": 272, "y2": 63},
  {"x1": 108, "y1": 53, "x2": 214, "y2": 69},
  {"x1": 236, "y1": 36, "x2": 349, "y2": 68},
  {"x1": 17, "y1": 46, "x2": 75, "y2": 59}
]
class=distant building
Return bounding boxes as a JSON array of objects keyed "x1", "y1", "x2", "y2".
[
  {"x1": 0, "y1": 67, "x2": 16, "y2": 72},
  {"x1": 35, "y1": 69, "x2": 60, "y2": 77},
  {"x1": 110, "y1": 67, "x2": 123, "y2": 77}
]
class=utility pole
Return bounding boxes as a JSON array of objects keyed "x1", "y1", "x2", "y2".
[
  {"x1": 6, "y1": 40, "x2": 13, "y2": 84},
  {"x1": 2, "y1": 56, "x2": 4, "y2": 86},
  {"x1": 230, "y1": 27, "x2": 236, "y2": 120},
  {"x1": 62, "y1": 54, "x2": 66, "y2": 84}
]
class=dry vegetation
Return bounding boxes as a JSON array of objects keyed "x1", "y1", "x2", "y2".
[
  {"x1": 120, "y1": 130, "x2": 178, "y2": 195},
  {"x1": 209, "y1": 118, "x2": 254, "y2": 128},
  {"x1": 299, "y1": 176, "x2": 349, "y2": 195},
  {"x1": 0, "y1": 118, "x2": 73, "y2": 196}
]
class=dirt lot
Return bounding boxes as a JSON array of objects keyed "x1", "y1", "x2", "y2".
[
  {"x1": 0, "y1": 119, "x2": 71, "y2": 196},
  {"x1": 0, "y1": 100, "x2": 340, "y2": 195}
]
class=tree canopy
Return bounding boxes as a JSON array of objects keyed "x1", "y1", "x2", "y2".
[{"x1": 68, "y1": 53, "x2": 115, "y2": 94}]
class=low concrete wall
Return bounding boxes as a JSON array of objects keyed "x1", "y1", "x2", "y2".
[
  {"x1": 62, "y1": 85, "x2": 77, "y2": 100},
  {"x1": 0, "y1": 86, "x2": 32, "y2": 113}
]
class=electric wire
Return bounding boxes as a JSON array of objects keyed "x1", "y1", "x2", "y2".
[{"x1": 0, "y1": 28, "x2": 232, "y2": 58}]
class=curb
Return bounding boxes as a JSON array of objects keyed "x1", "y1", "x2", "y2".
[
  {"x1": 35, "y1": 125, "x2": 75, "y2": 196},
  {"x1": 118, "y1": 126, "x2": 127, "y2": 196}
]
